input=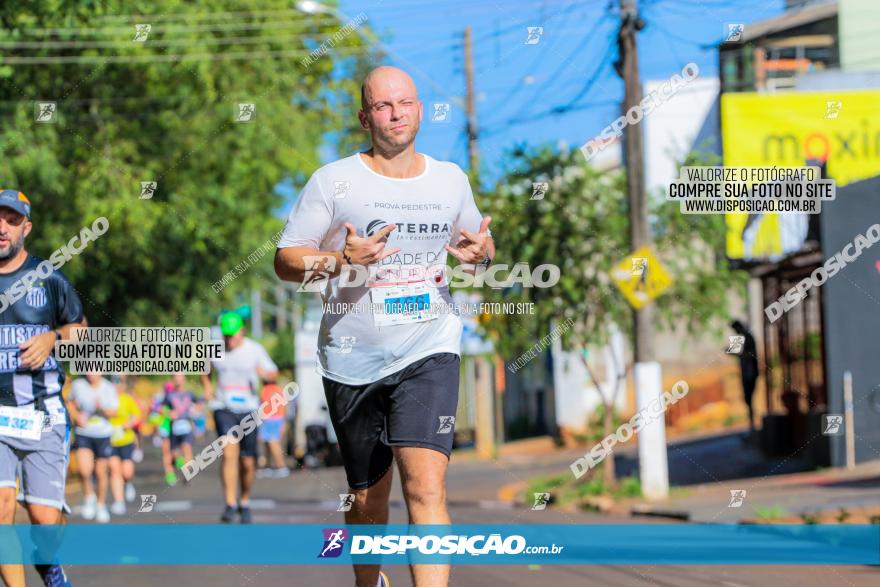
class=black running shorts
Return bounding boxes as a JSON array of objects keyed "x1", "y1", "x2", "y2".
[
  {"x1": 213, "y1": 409, "x2": 258, "y2": 458},
  {"x1": 322, "y1": 352, "x2": 461, "y2": 489}
]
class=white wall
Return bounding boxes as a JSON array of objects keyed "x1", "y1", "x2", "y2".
[
  {"x1": 643, "y1": 77, "x2": 720, "y2": 196},
  {"x1": 552, "y1": 328, "x2": 627, "y2": 433}
]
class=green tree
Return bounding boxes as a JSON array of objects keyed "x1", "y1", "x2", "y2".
[
  {"x1": 0, "y1": 1, "x2": 381, "y2": 326},
  {"x1": 478, "y1": 144, "x2": 745, "y2": 486}
]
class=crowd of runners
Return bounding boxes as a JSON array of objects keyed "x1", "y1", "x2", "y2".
[
  {"x1": 65, "y1": 310, "x2": 292, "y2": 526},
  {"x1": 44, "y1": 329, "x2": 291, "y2": 524}
]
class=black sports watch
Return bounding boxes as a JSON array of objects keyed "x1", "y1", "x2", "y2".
[{"x1": 478, "y1": 254, "x2": 492, "y2": 268}]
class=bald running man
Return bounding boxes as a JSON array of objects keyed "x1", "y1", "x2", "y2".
[{"x1": 275, "y1": 66, "x2": 494, "y2": 587}]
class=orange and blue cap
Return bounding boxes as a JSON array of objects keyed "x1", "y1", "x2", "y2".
[{"x1": 0, "y1": 190, "x2": 31, "y2": 218}]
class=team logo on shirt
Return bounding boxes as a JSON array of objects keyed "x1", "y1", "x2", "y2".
[
  {"x1": 318, "y1": 528, "x2": 348, "y2": 558},
  {"x1": 366, "y1": 219, "x2": 390, "y2": 237},
  {"x1": 25, "y1": 285, "x2": 47, "y2": 308},
  {"x1": 366, "y1": 219, "x2": 451, "y2": 241}
]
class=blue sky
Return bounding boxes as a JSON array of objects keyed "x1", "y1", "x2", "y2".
[{"x1": 328, "y1": 0, "x2": 784, "y2": 188}]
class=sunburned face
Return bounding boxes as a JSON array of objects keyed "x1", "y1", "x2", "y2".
[{"x1": 359, "y1": 67, "x2": 422, "y2": 152}]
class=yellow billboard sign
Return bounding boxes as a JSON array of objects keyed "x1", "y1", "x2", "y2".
[{"x1": 721, "y1": 90, "x2": 880, "y2": 260}]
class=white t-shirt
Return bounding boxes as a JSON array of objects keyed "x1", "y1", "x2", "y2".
[
  {"x1": 278, "y1": 152, "x2": 485, "y2": 385},
  {"x1": 210, "y1": 337, "x2": 278, "y2": 413},
  {"x1": 70, "y1": 377, "x2": 119, "y2": 438}
]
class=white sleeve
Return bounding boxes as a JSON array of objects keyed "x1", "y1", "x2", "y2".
[
  {"x1": 450, "y1": 171, "x2": 485, "y2": 244},
  {"x1": 102, "y1": 382, "x2": 119, "y2": 410},
  {"x1": 257, "y1": 344, "x2": 278, "y2": 374},
  {"x1": 277, "y1": 173, "x2": 333, "y2": 249},
  {"x1": 70, "y1": 379, "x2": 84, "y2": 405}
]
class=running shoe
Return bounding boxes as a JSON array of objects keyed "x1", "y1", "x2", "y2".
[
  {"x1": 238, "y1": 505, "x2": 253, "y2": 524},
  {"x1": 125, "y1": 482, "x2": 136, "y2": 503},
  {"x1": 165, "y1": 471, "x2": 178, "y2": 487},
  {"x1": 379, "y1": 571, "x2": 391, "y2": 587},
  {"x1": 34, "y1": 562, "x2": 72, "y2": 587},
  {"x1": 220, "y1": 505, "x2": 237, "y2": 523},
  {"x1": 174, "y1": 456, "x2": 185, "y2": 469},
  {"x1": 95, "y1": 504, "x2": 110, "y2": 524},
  {"x1": 272, "y1": 467, "x2": 290, "y2": 478},
  {"x1": 80, "y1": 494, "x2": 97, "y2": 521},
  {"x1": 110, "y1": 501, "x2": 126, "y2": 516}
]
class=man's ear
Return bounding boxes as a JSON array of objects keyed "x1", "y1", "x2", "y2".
[
  {"x1": 23, "y1": 220, "x2": 32, "y2": 239},
  {"x1": 357, "y1": 110, "x2": 370, "y2": 131}
]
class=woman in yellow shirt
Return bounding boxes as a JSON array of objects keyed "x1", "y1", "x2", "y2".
[{"x1": 109, "y1": 387, "x2": 142, "y2": 515}]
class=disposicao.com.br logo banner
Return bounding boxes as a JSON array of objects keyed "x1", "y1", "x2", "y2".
[{"x1": 3, "y1": 525, "x2": 878, "y2": 565}]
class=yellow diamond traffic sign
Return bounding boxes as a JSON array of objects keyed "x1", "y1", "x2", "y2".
[{"x1": 610, "y1": 245, "x2": 673, "y2": 309}]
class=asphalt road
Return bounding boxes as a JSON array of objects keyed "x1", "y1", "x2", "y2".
[{"x1": 20, "y1": 443, "x2": 880, "y2": 586}]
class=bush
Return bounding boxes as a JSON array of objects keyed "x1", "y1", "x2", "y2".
[
  {"x1": 754, "y1": 505, "x2": 786, "y2": 520},
  {"x1": 585, "y1": 404, "x2": 623, "y2": 444},
  {"x1": 615, "y1": 476, "x2": 641, "y2": 498},
  {"x1": 263, "y1": 327, "x2": 295, "y2": 373},
  {"x1": 523, "y1": 472, "x2": 569, "y2": 503}
]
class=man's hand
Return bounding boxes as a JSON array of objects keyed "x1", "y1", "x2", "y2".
[
  {"x1": 342, "y1": 223, "x2": 401, "y2": 266},
  {"x1": 19, "y1": 331, "x2": 57, "y2": 371},
  {"x1": 445, "y1": 216, "x2": 492, "y2": 264}
]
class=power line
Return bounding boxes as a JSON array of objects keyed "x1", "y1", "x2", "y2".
[
  {"x1": 1, "y1": 47, "x2": 368, "y2": 65},
  {"x1": 480, "y1": 99, "x2": 619, "y2": 138},
  {"x1": 18, "y1": 18, "x2": 337, "y2": 37},
  {"x1": 485, "y1": 27, "x2": 617, "y2": 134},
  {"x1": 641, "y1": 15, "x2": 718, "y2": 50},
  {"x1": 477, "y1": 1, "x2": 582, "y2": 110},
  {"x1": 491, "y1": 12, "x2": 615, "y2": 128},
  {"x1": 89, "y1": 8, "x2": 335, "y2": 23},
  {"x1": 555, "y1": 32, "x2": 618, "y2": 111},
  {"x1": 0, "y1": 33, "x2": 340, "y2": 50},
  {"x1": 0, "y1": 34, "x2": 455, "y2": 52}
]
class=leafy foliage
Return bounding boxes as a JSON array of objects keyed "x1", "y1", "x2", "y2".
[
  {"x1": 477, "y1": 144, "x2": 747, "y2": 359},
  {"x1": 0, "y1": 1, "x2": 379, "y2": 325}
]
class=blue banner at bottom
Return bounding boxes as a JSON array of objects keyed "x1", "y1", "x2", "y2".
[{"x1": 1, "y1": 524, "x2": 877, "y2": 565}]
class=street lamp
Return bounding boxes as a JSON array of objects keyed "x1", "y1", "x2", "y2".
[{"x1": 294, "y1": 1, "x2": 326, "y2": 15}]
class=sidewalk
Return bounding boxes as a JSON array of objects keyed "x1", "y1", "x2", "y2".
[
  {"x1": 629, "y1": 459, "x2": 880, "y2": 523},
  {"x1": 487, "y1": 430, "x2": 880, "y2": 523}
]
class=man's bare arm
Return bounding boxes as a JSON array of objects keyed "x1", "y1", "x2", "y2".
[
  {"x1": 274, "y1": 224, "x2": 399, "y2": 283},
  {"x1": 57, "y1": 321, "x2": 86, "y2": 340},
  {"x1": 200, "y1": 373, "x2": 215, "y2": 402},
  {"x1": 257, "y1": 366, "x2": 279, "y2": 384},
  {"x1": 274, "y1": 247, "x2": 345, "y2": 283}
]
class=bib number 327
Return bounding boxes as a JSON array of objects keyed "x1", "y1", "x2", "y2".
[{"x1": 0, "y1": 406, "x2": 44, "y2": 441}]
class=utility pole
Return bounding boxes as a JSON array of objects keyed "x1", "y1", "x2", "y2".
[
  {"x1": 463, "y1": 26, "x2": 494, "y2": 458},
  {"x1": 618, "y1": 0, "x2": 668, "y2": 500},
  {"x1": 463, "y1": 26, "x2": 479, "y2": 179},
  {"x1": 618, "y1": 0, "x2": 652, "y2": 363}
]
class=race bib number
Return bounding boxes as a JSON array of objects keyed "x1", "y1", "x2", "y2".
[
  {"x1": 224, "y1": 390, "x2": 251, "y2": 409},
  {"x1": 0, "y1": 406, "x2": 44, "y2": 441},
  {"x1": 172, "y1": 419, "x2": 193, "y2": 436},
  {"x1": 369, "y1": 282, "x2": 438, "y2": 327}
]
